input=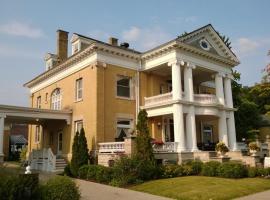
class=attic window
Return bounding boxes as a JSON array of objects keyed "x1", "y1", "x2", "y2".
[
  {"x1": 199, "y1": 39, "x2": 210, "y2": 51},
  {"x1": 72, "y1": 41, "x2": 80, "y2": 55}
]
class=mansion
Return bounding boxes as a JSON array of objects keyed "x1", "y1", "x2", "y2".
[{"x1": 0, "y1": 24, "x2": 242, "y2": 169}]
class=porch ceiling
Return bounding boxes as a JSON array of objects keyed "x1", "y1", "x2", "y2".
[{"x1": 0, "y1": 104, "x2": 72, "y2": 125}]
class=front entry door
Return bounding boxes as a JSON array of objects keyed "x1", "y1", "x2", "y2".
[
  {"x1": 57, "y1": 132, "x2": 63, "y2": 155},
  {"x1": 164, "y1": 118, "x2": 174, "y2": 142}
]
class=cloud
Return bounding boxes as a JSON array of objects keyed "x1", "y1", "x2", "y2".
[
  {"x1": 121, "y1": 26, "x2": 172, "y2": 51},
  {"x1": 233, "y1": 37, "x2": 270, "y2": 58},
  {"x1": 0, "y1": 21, "x2": 44, "y2": 38}
]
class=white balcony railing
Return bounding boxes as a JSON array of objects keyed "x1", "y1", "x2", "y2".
[
  {"x1": 153, "y1": 142, "x2": 178, "y2": 153},
  {"x1": 144, "y1": 92, "x2": 217, "y2": 107},
  {"x1": 193, "y1": 94, "x2": 217, "y2": 104},
  {"x1": 144, "y1": 92, "x2": 173, "y2": 106},
  {"x1": 99, "y1": 142, "x2": 125, "y2": 153}
]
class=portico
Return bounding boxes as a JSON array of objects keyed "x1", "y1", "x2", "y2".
[
  {"x1": 142, "y1": 58, "x2": 238, "y2": 153},
  {"x1": 0, "y1": 104, "x2": 72, "y2": 163}
]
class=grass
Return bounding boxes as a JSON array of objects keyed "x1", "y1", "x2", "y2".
[
  {"x1": 131, "y1": 176, "x2": 270, "y2": 200},
  {"x1": 0, "y1": 161, "x2": 23, "y2": 177}
]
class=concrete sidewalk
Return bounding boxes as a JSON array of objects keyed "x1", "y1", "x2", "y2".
[
  {"x1": 234, "y1": 190, "x2": 270, "y2": 200},
  {"x1": 75, "y1": 179, "x2": 172, "y2": 200}
]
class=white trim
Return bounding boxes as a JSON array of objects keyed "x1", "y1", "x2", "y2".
[{"x1": 29, "y1": 53, "x2": 98, "y2": 93}]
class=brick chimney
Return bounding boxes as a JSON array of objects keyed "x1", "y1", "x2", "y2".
[
  {"x1": 108, "y1": 37, "x2": 118, "y2": 46},
  {"x1": 56, "y1": 30, "x2": 69, "y2": 62}
]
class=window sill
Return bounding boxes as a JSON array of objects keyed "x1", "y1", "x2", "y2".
[
  {"x1": 116, "y1": 96, "x2": 134, "y2": 101},
  {"x1": 75, "y1": 99, "x2": 83, "y2": 103}
]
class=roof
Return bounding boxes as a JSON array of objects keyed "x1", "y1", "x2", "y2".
[
  {"x1": 24, "y1": 24, "x2": 239, "y2": 88},
  {"x1": 10, "y1": 135, "x2": 28, "y2": 145}
]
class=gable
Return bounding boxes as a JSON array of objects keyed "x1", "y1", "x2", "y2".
[{"x1": 177, "y1": 25, "x2": 239, "y2": 63}]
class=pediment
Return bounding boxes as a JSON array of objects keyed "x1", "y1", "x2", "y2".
[{"x1": 177, "y1": 24, "x2": 239, "y2": 63}]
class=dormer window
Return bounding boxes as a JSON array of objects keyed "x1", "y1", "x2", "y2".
[
  {"x1": 44, "y1": 53, "x2": 58, "y2": 71},
  {"x1": 72, "y1": 41, "x2": 81, "y2": 55}
]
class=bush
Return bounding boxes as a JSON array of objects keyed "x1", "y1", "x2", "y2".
[
  {"x1": 64, "y1": 163, "x2": 72, "y2": 177},
  {"x1": 41, "y1": 176, "x2": 80, "y2": 200},
  {"x1": 162, "y1": 164, "x2": 184, "y2": 178},
  {"x1": 257, "y1": 167, "x2": 270, "y2": 176},
  {"x1": 217, "y1": 162, "x2": 247, "y2": 178},
  {"x1": 183, "y1": 160, "x2": 203, "y2": 175},
  {"x1": 0, "y1": 173, "x2": 40, "y2": 200},
  {"x1": 201, "y1": 161, "x2": 221, "y2": 177},
  {"x1": 248, "y1": 167, "x2": 258, "y2": 178},
  {"x1": 95, "y1": 165, "x2": 113, "y2": 183},
  {"x1": 78, "y1": 165, "x2": 89, "y2": 179}
]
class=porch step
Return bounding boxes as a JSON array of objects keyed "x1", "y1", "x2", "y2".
[{"x1": 55, "y1": 158, "x2": 67, "y2": 170}]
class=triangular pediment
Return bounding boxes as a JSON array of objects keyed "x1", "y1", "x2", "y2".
[{"x1": 177, "y1": 24, "x2": 239, "y2": 63}]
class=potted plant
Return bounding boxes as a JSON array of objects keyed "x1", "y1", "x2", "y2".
[
  {"x1": 248, "y1": 142, "x2": 260, "y2": 156},
  {"x1": 215, "y1": 142, "x2": 229, "y2": 157}
]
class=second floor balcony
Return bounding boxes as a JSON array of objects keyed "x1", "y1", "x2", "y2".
[{"x1": 144, "y1": 92, "x2": 218, "y2": 107}]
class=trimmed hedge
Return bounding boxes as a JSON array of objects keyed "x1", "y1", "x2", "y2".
[
  {"x1": 217, "y1": 162, "x2": 247, "y2": 178},
  {"x1": 201, "y1": 161, "x2": 221, "y2": 177},
  {"x1": 41, "y1": 176, "x2": 80, "y2": 200}
]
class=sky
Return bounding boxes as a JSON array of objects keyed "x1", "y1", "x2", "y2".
[{"x1": 0, "y1": 0, "x2": 269, "y2": 106}]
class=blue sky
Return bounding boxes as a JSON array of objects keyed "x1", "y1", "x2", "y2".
[{"x1": 0, "y1": 0, "x2": 269, "y2": 106}]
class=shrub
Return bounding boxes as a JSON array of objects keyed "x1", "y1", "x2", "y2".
[
  {"x1": 201, "y1": 161, "x2": 221, "y2": 177},
  {"x1": 162, "y1": 164, "x2": 184, "y2": 178},
  {"x1": 217, "y1": 162, "x2": 247, "y2": 178},
  {"x1": 248, "y1": 167, "x2": 258, "y2": 178},
  {"x1": 257, "y1": 167, "x2": 270, "y2": 176},
  {"x1": 95, "y1": 165, "x2": 113, "y2": 183},
  {"x1": 183, "y1": 160, "x2": 203, "y2": 175},
  {"x1": 0, "y1": 173, "x2": 40, "y2": 200},
  {"x1": 20, "y1": 147, "x2": 27, "y2": 164},
  {"x1": 78, "y1": 165, "x2": 89, "y2": 179},
  {"x1": 70, "y1": 128, "x2": 89, "y2": 177},
  {"x1": 64, "y1": 163, "x2": 72, "y2": 177},
  {"x1": 41, "y1": 176, "x2": 80, "y2": 200}
]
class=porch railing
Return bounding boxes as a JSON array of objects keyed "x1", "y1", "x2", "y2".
[
  {"x1": 98, "y1": 142, "x2": 125, "y2": 153},
  {"x1": 193, "y1": 94, "x2": 217, "y2": 104},
  {"x1": 29, "y1": 148, "x2": 56, "y2": 172},
  {"x1": 153, "y1": 142, "x2": 178, "y2": 153}
]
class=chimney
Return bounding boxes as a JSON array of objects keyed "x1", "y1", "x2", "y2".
[
  {"x1": 56, "y1": 30, "x2": 69, "y2": 62},
  {"x1": 108, "y1": 37, "x2": 118, "y2": 46}
]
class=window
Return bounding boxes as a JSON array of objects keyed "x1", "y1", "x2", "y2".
[
  {"x1": 36, "y1": 96, "x2": 41, "y2": 108},
  {"x1": 35, "y1": 125, "x2": 41, "y2": 143},
  {"x1": 75, "y1": 120, "x2": 83, "y2": 133},
  {"x1": 117, "y1": 76, "x2": 131, "y2": 98},
  {"x1": 51, "y1": 88, "x2": 61, "y2": 110},
  {"x1": 116, "y1": 119, "x2": 132, "y2": 141},
  {"x1": 75, "y1": 78, "x2": 83, "y2": 101}
]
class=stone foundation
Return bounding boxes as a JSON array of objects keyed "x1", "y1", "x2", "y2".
[{"x1": 98, "y1": 153, "x2": 124, "y2": 167}]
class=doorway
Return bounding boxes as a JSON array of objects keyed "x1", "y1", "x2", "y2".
[{"x1": 57, "y1": 132, "x2": 63, "y2": 155}]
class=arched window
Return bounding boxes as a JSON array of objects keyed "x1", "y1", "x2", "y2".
[{"x1": 51, "y1": 88, "x2": 62, "y2": 110}]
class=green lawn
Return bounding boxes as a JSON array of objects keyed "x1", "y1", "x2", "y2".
[{"x1": 131, "y1": 176, "x2": 270, "y2": 200}]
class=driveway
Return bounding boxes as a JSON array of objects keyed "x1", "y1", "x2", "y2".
[{"x1": 75, "y1": 179, "x2": 172, "y2": 200}]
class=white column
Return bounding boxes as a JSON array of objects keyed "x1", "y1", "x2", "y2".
[
  {"x1": 215, "y1": 73, "x2": 225, "y2": 105},
  {"x1": 173, "y1": 104, "x2": 186, "y2": 151},
  {"x1": 186, "y1": 106, "x2": 198, "y2": 151},
  {"x1": 169, "y1": 60, "x2": 184, "y2": 100},
  {"x1": 218, "y1": 111, "x2": 228, "y2": 146},
  {"x1": 228, "y1": 111, "x2": 238, "y2": 150},
  {"x1": 224, "y1": 75, "x2": 233, "y2": 108},
  {"x1": 0, "y1": 116, "x2": 5, "y2": 162},
  {"x1": 184, "y1": 63, "x2": 195, "y2": 101}
]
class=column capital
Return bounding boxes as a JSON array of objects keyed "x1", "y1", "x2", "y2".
[
  {"x1": 168, "y1": 59, "x2": 185, "y2": 67},
  {"x1": 212, "y1": 72, "x2": 225, "y2": 79},
  {"x1": 225, "y1": 73, "x2": 234, "y2": 80},
  {"x1": 186, "y1": 62, "x2": 196, "y2": 69},
  {"x1": 0, "y1": 114, "x2": 6, "y2": 118}
]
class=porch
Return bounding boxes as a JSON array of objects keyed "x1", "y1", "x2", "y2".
[{"x1": 0, "y1": 104, "x2": 72, "y2": 170}]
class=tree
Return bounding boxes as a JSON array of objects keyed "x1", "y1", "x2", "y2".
[
  {"x1": 70, "y1": 128, "x2": 89, "y2": 177},
  {"x1": 232, "y1": 70, "x2": 261, "y2": 141},
  {"x1": 70, "y1": 131, "x2": 80, "y2": 176},
  {"x1": 78, "y1": 128, "x2": 89, "y2": 166},
  {"x1": 216, "y1": 31, "x2": 232, "y2": 49},
  {"x1": 135, "y1": 109, "x2": 154, "y2": 162}
]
